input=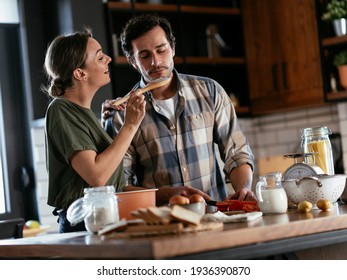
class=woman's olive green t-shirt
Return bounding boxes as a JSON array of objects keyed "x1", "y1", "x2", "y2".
[{"x1": 45, "y1": 98, "x2": 125, "y2": 210}]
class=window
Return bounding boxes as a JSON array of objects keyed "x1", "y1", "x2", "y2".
[
  {"x1": 0, "y1": 0, "x2": 19, "y2": 24},
  {"x1": 0, "y1": 84, "x2": 8, "y2": 213},
  {"x1": 0, "y1": 0, "x2": 19, "y2": 215}
]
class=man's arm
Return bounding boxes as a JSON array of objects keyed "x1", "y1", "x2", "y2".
[
  {"x1": 227, "y1": 164, "x2": 256, "y2": 201},
  {"x1": 212, "y1": 83, "x2": 255, "y2": 201}
]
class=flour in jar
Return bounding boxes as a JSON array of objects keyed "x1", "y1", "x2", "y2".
[{"x1": 85, "y1": 206, "x2": 119, "y2": 233}]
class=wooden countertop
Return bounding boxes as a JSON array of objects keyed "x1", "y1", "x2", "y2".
[{"x1": 2, "y1": 203, "x2": 347, "y2": 259}]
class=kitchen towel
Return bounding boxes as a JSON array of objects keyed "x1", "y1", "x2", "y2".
[{"x1": 202, "y1": 211, "x2": 263, "y2": 223}]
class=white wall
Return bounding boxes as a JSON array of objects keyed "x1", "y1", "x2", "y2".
[
  {"x1": 31, "y1": 102, "x2": 347, "y2": 231},
  {"x1": 31, "y1": 119, "x2": 58, "y2": 231}
]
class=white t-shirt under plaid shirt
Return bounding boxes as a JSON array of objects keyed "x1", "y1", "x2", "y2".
[{"x1": 112, "y1": 70, "x2": 254, "y2": 200}]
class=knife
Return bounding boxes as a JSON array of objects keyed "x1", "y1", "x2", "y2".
[{"x1": 206, "y1": 200, "x2": 218, "y2": 206}]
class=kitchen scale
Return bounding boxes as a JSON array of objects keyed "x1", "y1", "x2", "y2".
[{"x1": 283, "y1": 153, "x2": 324, "y2": 180}]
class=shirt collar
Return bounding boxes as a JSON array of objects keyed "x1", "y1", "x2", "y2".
[{"x1": 140, "y1": 69, "x2": 182, "y2": 101}]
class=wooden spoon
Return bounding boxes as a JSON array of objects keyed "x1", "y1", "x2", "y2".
[{"x1": 111, "y1": 77, "x2": 170, "y2": 106}]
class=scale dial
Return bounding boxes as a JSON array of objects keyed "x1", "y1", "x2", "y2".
[{"x1": 283, "y1": 163, "x2": 322, "y2": 180}]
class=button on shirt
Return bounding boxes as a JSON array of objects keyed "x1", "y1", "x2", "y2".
[{"x1": 112, "y1": 70, "x2": 254, "y2": 199}]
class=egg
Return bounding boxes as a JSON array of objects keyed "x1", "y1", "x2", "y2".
[
  {"x1": 169, "y1": 195, "x2": 190, "y2": 205},
  {"x1": 189, "y1": 194, "x2": 205, "y2": 204}
]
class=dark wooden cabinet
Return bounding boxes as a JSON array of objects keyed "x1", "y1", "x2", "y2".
[
  {"x1": 104, "y1": 0, "x2": 347, "y2": 116},
  {"x1": 103, "y1": 0, "x2": 250, "y2": 115},
  {"x1": 242, "y1": 0, "x2": 325, "y2": 115},
  {"x1": 317, "y1": 0, "x2": 347, "y2": 102}
]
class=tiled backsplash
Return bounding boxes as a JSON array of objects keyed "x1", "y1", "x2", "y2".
[
  {"x1": 31, "y1": 103, "x2": 347, "y2": 231},
  {"x1": 245, "y1": 104, "x2": 344, "y2": 175}
]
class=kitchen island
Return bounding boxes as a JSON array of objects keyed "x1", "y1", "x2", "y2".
[{"x1": 1, "y1": 203, "x2": 347, "y2": 259}]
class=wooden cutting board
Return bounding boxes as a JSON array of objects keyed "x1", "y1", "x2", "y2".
[{"x1": 101, "y1": 221, "x2": 223, "y2": 239}]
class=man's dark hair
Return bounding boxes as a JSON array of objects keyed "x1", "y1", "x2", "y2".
[{"x1": 120, "y1": 13, "x2": 176, "y2": 64}]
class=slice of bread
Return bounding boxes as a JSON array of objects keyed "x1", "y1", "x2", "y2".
[
  {"x1": 147, "y1": 206, "x2": 172, "y2": 225},
  {"x1": 97, "y1": 219, "x2": 128, "y2": 235},
  {"x1": 170, "y1": 205, "x2": 202, "y2": 226}
]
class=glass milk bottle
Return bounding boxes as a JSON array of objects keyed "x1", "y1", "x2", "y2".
[
  {"x1": 67, "y1": 185, "x2": 119, "y2": 234},
  {"x1": 301, "y1": 127, "x2": 334, "y2": 175},
  {"x1": 256, "y1": 172, "x2": 288, "y2": 214}
]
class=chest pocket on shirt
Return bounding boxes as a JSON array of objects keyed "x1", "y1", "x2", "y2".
[{"x1": 186, "y1": 112, "x2": 214, "y2": 145}]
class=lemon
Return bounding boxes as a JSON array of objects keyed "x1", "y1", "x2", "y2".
[
  {"x1": 316, "y1": 199, "x2": 331, "y2": 211},
  {"x1": 25, "y1": 220, "x2": 40, "y2": 229},
  {"x1": 298, "y1": 201, "x2": 312, "y2": 213}
]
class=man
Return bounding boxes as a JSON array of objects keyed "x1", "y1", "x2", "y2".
[{"x1": 102, "y1": 14, "x2": 255, "y2": 205}]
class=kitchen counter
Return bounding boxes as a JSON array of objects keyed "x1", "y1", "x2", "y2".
[{"x1": 2, "y1": 203, "x2": 347, "y2": 259}]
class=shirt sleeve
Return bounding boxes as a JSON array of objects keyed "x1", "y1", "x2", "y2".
[
  {"x1": 112, "y1": 111, "x2": 138, "y2": 186},
  {"x1": 47, "y1": 103, "x2": 97, "y2": 163},
  {"x1": 212, "y1": 82, "x2": 254, "y2": 175}
]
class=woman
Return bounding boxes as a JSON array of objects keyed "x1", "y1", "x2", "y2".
[{"x1": 43, "y1": 28, "x2": 146, "y2": 233}]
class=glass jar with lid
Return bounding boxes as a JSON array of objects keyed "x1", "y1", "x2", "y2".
[
  {"x1": 67, "y1": 185, "x2": 119, "y2": 234},
  {"x1": 301, "y1": 126, "x2": 334, "y2": 175}
]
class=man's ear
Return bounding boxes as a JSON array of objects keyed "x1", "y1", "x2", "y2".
[
  {"x1": 127, "y1": 55, "x2": 138, "y2": 70},
  {"x1": 130, "y1": 60, "x2": 138, "y2": 70},
  {"x1": 73, "y1": 68, "x2": 87, "y2": 81}
]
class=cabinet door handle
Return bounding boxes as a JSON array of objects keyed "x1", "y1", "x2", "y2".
[
  {"x1": 272, "y1": 64, "x2": 278, "y2": 91},
  {"x1": 282, "y1": 62, "x2": 288, "y2": 90}
]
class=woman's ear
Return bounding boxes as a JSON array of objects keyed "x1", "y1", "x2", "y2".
[{"x1": 73, "y1": 68, "x2": 87, "y2": 81}]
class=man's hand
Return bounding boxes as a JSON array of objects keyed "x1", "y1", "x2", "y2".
[
  {"x1": 229, "y1": 164, "x2": 256, "y2": 201},
  {"x1": 227, "y1": 187, "x2": 257, "y2": 201},
  {"x1": 101, "y1": 99, "x2": 126, "y2": 127}
]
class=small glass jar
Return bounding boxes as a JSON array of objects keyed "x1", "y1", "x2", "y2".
[
  {"x1": 301, "y1": 127, "x2": 334, "y2": 175},
  {"x1": 67, "y1": 185, "x2": 119, "y2": 234}
]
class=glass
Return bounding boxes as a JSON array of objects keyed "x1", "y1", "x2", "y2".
[
  {"x1": 67, "y1": 186, "x2": 119, "y2": 234},
  {"x1": 301, "y1": 126, "x2": 334, "y2": 175},
  {"x1": 256, "y1": 172, "x2": 288, "y2": 214}
]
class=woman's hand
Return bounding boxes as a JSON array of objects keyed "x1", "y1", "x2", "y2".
[{"x1": 123, "y1": 89, "x2": 146, "y2": 129}]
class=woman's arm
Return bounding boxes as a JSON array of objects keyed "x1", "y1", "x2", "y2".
[{"x1": 70, "y1": 90, "x2": 146, "y2": 186}]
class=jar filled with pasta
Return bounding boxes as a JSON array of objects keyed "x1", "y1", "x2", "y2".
[{"x1": 301, "y1": 127, "x2": 334, "y2": 175}]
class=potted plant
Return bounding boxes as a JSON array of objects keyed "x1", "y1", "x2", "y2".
[
  {"x1": 333, "y1": 50, "x2": 347, "y2": 90},
  {"x1": 322, "y1": 0, "x2": 347, "y2": 36}
]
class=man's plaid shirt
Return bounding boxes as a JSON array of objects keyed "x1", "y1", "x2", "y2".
[{"x1": 113, "y1": 70, "x2": 254, "y2": 199}]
